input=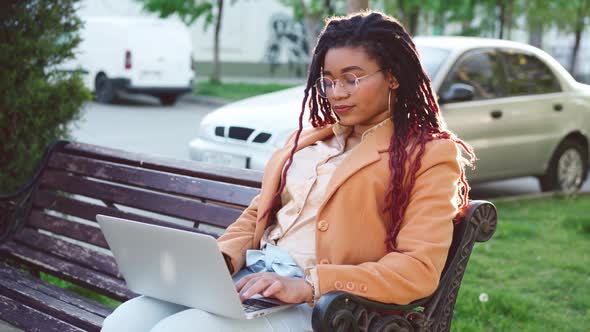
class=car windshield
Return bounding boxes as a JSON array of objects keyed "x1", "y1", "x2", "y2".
[{"x1": 416, "y1": 46, "x2": 450, "y2": 80}]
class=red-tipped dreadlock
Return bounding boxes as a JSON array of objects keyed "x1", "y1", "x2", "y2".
[{"x1": 262, "y1": 11, "x2": 475, "y2": 252}]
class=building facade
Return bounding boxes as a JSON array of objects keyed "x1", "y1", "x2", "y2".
[{"x1": 78, "y1": 0, "x2": 588, "y2": 82}]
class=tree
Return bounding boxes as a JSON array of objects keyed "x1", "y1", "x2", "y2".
[
  {"x1": 279, "y1": 0, "x2": 344, "y2": 55},
  {"x1": 383, "y1": 0, "x2": 423, "y2": 35},
  {"x1": 521, "y1": 0, "x2": 559, "y2": 48},
  {"x1": 347, "y1": 0, "x2": 369, "y2": 13},
  {"x1": 138, "y1": 0, "x2": 235, "y2": 84},
  {"x1": 0, "y1": 0, "x2": 91, "y2": 193},
  {"x1": 557, "y1": 0, "x2": 590, "y2": 74}
]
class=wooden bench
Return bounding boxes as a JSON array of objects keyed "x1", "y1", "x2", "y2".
[{"x1": 0, "y1": 140, "x2": 497, "y2": 332}]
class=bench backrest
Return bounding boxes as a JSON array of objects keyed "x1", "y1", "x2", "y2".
[
  {"x1": 6, "y1": 141, "x2": 263, "y2": 300},
  {"x1": 33, "y1": 140, "x2": 262, "y2": 237}
]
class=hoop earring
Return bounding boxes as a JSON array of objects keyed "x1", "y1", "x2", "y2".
[{"x1": 388, "y1": 89, "x2": 392, "y2": 113}]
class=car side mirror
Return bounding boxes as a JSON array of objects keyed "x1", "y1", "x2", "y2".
[{"x1": 440, "y1": 83, "x2": 475, "y2": 103}]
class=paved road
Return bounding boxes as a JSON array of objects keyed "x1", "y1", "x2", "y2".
[
  {"x1": 70, "y1": 95, "x2": 214, "y2": 161},
  {"x1": 70, "y1": 95, "x2": 590, "y2": 200},
  {"x1": 469, "y1": 175, "x2": 590, "y2": 199}
]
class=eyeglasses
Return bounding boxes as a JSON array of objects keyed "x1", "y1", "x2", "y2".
[{"x1": 315, "y1": 69, "x2": 383, "y2": 98}]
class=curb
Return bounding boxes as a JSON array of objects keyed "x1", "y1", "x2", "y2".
[
  {"x1": 489, "y1": 190, "x2": 590, "y2": 203},
  {"x1": 181, "y1": 94, "x2": 230, "y2": 107}
]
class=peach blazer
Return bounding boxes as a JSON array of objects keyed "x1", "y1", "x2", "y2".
[{"x1": 217, "y1": 119, "x2": 461, "y2": 305}]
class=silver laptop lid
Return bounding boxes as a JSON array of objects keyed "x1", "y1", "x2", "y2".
[{"x1": 96, "y1": 214, "x2": 248, "y2": 319}]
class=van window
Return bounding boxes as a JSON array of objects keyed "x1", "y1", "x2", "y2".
[{"x1": 502, "y1": 51, "x2": 561, "y2": 95}]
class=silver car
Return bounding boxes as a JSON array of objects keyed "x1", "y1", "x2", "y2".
[{"x1": 189, "y1": 37, "x2": 590, "y2": 192}]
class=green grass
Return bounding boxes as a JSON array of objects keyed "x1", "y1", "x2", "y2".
[
  {"x1": 37, "y1": 195, "x2": 590, "y2": 330},
  {"x1": 193, "y1": 81, "x2": 295, "y2": 101},
  {"x1": 452, "y1": 195, "x2": 590, "y2": 331},
  {"x1": 40, "y1": 272, "x2": 121, "y2": 309}
]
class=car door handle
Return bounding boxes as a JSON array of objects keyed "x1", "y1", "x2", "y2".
[
  {"x1": 554, "y1": 104, "x2": 563, "y2": 112},
  {"x1": 490, "y1": 110, "x2": 503, "y2": 119}
]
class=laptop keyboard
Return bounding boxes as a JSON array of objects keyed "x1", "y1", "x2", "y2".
[{"x1": 242, "y1": 298, "x2": 281, "y2": 313}]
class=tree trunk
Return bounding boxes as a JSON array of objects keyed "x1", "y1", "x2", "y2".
[
  {"x1": 569, "y1": 24, "x2": 583, "y2": 75},
  {"x1": 298, "y1": 0, "x2": 322, "y2": 55},
  {"x1": 497, "y1": 0, "x2": 505, "y2": 39},
  {"x1": 211, "y1": 0, "x2": 223, "y2": 83},
  {"x1": 408, "y1": 7, "x2": 420, "y2": 35},
  {"x1": 324, "y1": 0, "x2": 333, "y2": 13},
  {"x1": 570, "y1": 0, "x2": 589, "y2": 76},
  {"x1": 347, "y1": 0, "x2": 369, "y2": 14},
  {"x1": 528, "y1": 22, "x2": 543, "y2": 48},
  {"x1": 433, "y1": 8, "x2": 445, "y2": 35},
  {"x1": 460, "y1": 0, "x2": 476, "y2": 35},
  {"x1": 505, "y1": 0, "x2": 513, "y2": 39}
]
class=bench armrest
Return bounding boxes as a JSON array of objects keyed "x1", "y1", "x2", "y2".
[{"x1": 312, "y1": 291, "x2": 430, "y2": 331}]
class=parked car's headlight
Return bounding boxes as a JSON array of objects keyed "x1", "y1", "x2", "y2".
[
  {"x1": 272, "y1": 130, "x2": 293, "y2": 148},
  {"x1": 198, "y1": 122, "x2": 215, "y2": 139}
]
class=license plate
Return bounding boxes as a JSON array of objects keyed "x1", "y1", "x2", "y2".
[
  {"x1": 140, "y1": 70, "x2": 162, "y2": 80},
  {"x1": 201, "y1": 151, "x2": 248, "y2": 169}
]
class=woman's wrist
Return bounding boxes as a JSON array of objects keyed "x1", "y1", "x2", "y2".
[
  {"x1": 303, "y1": 269, "x2": 317, "y2": 306},
  {"x1": 222, "y1": 253, "x2": 234, "y2": 275}
]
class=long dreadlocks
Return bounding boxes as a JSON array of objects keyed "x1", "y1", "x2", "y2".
[{"x1": 262, "y1": 11, "x2": 475, "y2": 252}]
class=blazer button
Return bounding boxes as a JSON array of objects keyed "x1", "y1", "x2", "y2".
[
  {"x1": 319, "y1": 258, "x2": 331, "y2": 265},
  {"x1": 334, "y1": 281, "x2": 343, "y2": 290},
  {"x1": 359, "y1": 283, "x2": 368, "y2": 292},
  {"x1": 346, "y1": 281, "x2": 355, "y2": 291},
  {"x1": 317, "y1": 220, "x2": 329, "y2": 232}
]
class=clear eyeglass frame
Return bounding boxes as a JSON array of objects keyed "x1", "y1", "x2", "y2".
[{"x1": 315, "y1": 69, "x2": 383, "y2": 98}]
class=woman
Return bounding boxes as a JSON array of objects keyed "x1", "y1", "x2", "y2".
[{"x1": 102, "y1": 10, "x2": 473, "y2": 332}]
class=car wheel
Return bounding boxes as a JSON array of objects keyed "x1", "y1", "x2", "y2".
[
  {"x1": 95, "y1": 74, "x2": 115, "y2": 104},
  {"x1": 159, "y1": 94, "x2": 177, "y2": 106},
  {"x1": 540, "y1": 139, "x2": 588, "y2": 193}
]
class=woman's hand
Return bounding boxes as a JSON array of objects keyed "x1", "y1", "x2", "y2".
[{"x1": 235, "y1": 272, "x2": 312, "y2": 304}]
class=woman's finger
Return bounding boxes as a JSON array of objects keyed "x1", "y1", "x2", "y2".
[
  {"x1": 237, "y1": 274, "x2": 263, "y2": 294},
  {"x1": 234, "y1": 272, "x2": 261, "y2": 292},
  {"x1": 262, "y1": 280, "x2": 283, "y2": 298},
  {"x1": 240, "y1": 277, "x2": 273, "y2": 301}
]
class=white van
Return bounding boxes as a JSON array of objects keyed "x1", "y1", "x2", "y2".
[{"x1": 69, "y1": 16, "x2": 194, "y2": 105}]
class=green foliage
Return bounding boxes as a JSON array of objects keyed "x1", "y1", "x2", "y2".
[
  {"x1": 138, "y1": 0, "x2": 241, "y2": 31},
  {"x1": 382, "y1": 0, "x2": 588, "y2": 39},
  {"x1": 138, "y1": 0, "x2": 216, "y2": 29},
  {"x1": 0, "y1": 0, "x2": 91, "y2": 193},
  {"x1": 279, "y1": 0, "x2": 345, "y2": 22},
  {"x1": 548, "y1": 0, "x2": 590, "y2": 32}
]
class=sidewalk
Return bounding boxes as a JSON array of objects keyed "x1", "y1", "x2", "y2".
[
  {"x1": 180, "y1": 93, "x2": 229, "y2": 107},
  {"x1": 193, "y1": 75, "x2": 306, "y2": 86}
]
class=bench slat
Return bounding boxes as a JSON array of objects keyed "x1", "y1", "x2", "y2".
[
  {"x1": 49, "y1": 152, "x2": 258, "y2": 207},
  {"x1": 0, "y1": 241, "x2": 136, "y2": 301},
  {"x1": 40, "y1": 170, "x2": 242, "y2": 228},
  {"x1": 33, "y1": 190, "x2": 220, "y2": 240},
  {"x1": 13, "y1": 228, "x2": 121, "y2": 279},
  {"x1": 0, "y1": 294, "x2": 86, "y2": 332},
  {"x1": 29, "y1": 210, "x2": 109, "y2": 249},
  {"x1": 0, "y1": 273, "x2": 104, "y2": 331},
  {"x1": 62, "y1": 141, "x2": 263, "y2": 188},
  {"x1": 0, "y1": 262, "x2": 113, "y2": 318}
]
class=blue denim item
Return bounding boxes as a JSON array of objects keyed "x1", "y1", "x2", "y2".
[{"x1": 244, "y1": 243, "x2": 303, "y2": 278}]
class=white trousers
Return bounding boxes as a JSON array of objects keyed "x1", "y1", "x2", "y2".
[{"x1": 101, "y1": 295, "x2": 314, "y2": 332}]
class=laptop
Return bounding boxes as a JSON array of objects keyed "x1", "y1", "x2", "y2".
[{"x1": 96, "y1": 214, "x2": 294, "y2": 319}]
